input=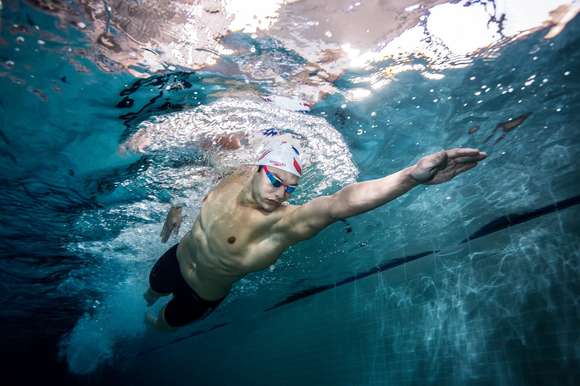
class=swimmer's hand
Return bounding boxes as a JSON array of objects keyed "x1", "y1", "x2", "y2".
[
  {"x1": 409, "y1": 148, "x2": 487, "y2": 185},
  {"x1": 118, "y1": 129, "x2": 151, "y2": 156},
  {"x1": 160, "y1": 206, "x2": 183, "y2": 243}
]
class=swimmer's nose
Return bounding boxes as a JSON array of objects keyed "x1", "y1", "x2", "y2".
[{"x1": 273, "y1": 186, "x2": 285, "y2": 200}]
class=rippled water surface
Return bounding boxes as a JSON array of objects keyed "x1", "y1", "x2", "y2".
[{"x1": 1, "y1": 1, "x2": 579, "y2": 385}]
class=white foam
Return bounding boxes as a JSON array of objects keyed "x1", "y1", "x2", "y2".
[{"x1": 59, "y1": 279, "x2": 148, "y2": 374}]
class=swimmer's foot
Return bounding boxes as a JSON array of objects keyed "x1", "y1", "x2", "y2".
[
  {"x1": 145, "y1": 308, "x2": 175, "y2": 331},
  {"x1": 145, "y1": 311, "x2": 157, "y2": 327},
  {"x1": 144, "y1": 287, "x2": 164, "y2": 306}
]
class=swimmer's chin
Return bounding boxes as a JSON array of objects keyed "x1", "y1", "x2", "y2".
[{"x1": 261, "y1": 199, "x2": 283, "y2": 211}]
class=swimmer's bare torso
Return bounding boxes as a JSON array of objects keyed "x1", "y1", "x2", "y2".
[{"x1": 176, "y1": 166, "x2": 293, "y2": 300}]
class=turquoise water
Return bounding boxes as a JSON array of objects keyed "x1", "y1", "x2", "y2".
[{"x1": 1, "y1": 1, "x2": 579, "y2": 385}]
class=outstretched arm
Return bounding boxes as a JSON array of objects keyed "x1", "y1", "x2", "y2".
[{"x1": 276, "y1": 148, "x2": 487, "y2": 242}]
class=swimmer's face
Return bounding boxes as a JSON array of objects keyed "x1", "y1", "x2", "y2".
[{"x1": 253, "y1": 166, "x2": 300, "y2": 212}]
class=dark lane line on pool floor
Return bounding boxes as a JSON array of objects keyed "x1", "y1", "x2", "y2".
[{"x1": 265, "y1": 192, "x2": 580, "y2": 311}]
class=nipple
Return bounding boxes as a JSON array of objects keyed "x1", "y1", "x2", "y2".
[{"x1": 228, "y1": 236, "x2": 236, "y2": 244}]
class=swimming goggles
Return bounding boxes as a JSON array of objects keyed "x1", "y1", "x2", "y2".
[{"x1": 263, "y1": 165, "x2": 298, "y2": 194}]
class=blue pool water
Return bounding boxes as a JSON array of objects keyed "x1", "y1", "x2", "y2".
[{"x1": 1, "y1": 1, "x2": 579, "y2": 385}]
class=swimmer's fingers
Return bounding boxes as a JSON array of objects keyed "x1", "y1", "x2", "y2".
[
  {"x1": 160, "y1": 219, "x2": 172, "y2": 243},
  {"x1": 453, "y1": 162, "x2": 478, "y2": 175},
  {"x1": 446, "y1": 147, "x2": 480, "y2": 157},
  {"x1": 446, "y1": 148, "x2": 487, "y2": 163},
  {"x1": 160, "y1": 228, "x2": 169, "y2": 243},
  {"x1": 160, "y1": 220, "x2": 167, "y2": 238},
  {"x1": 117, "y1": 144, "x2": 127, "y2": 156},
  {"x1": 423, "y1": 161, "x2": 478, "y2": 185},
  {"x1": 173, "y1": 219, "x2": 181, "y2": 237}
]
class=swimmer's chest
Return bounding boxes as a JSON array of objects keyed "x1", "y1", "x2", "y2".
[{"x1": 199, "y1": 185, "x2": 277, "y2": 260}]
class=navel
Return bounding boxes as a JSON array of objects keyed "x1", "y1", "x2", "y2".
[{"x1": 228, "y1": 236, "x2": 236, "y2": 244}]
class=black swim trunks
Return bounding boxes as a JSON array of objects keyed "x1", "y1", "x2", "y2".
[{"x1": 148, "y1": 244, "x2": 224, "y2": 327}]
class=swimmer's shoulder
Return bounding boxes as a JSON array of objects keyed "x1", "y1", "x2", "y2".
[
  {"x1": 218, "y1": 165, "x2": 254, "y2": 179},
  {"x1": 212, "y1": 166, "x2": 254, "y2": 192}
]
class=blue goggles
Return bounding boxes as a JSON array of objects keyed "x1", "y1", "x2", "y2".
[{"x1": 263, "y1": 165, "x2": 298, "y2": 194}]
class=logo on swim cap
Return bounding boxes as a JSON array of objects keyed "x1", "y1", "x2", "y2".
[
  {"x1": 262, "y1": 128, "x2": 280, "y2": 137},
  {"x1": 255, "y1": 137, "x2": 303, "y2": 177},
  {"x1": 257, "y1": 149, "x2": 272, "y2": 161},
  {"x1": 293, "y1": 159, "x2": 302, "y2": 175}
]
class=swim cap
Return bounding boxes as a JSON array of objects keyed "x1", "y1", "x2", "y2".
[{"x1": 255, "y1": 137, "x2": 303, "y2": 177}]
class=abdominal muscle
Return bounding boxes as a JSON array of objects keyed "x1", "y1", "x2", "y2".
[
  {"x1": 175, "y1": 224, "x2": 246, "y2": 301},
  {"x1": 172, "y1": 166, "x2": 284, "y2": 301}
]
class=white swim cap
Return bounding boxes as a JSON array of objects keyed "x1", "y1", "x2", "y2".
[{"x1": 255, "y1": 137, "x2": 303, "y2": 177}]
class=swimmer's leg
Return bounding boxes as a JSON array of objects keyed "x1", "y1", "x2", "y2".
[
  {"x1": 143, "y1": 287, "x2": 169, "y2": 307},
  {"x1": 146, "y1": 244, "x2": 180, "y2": 306}
]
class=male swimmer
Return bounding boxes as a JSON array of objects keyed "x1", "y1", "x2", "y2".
[{"x1": 144, "y1": 129, "x2": 487, "y2": 330}]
